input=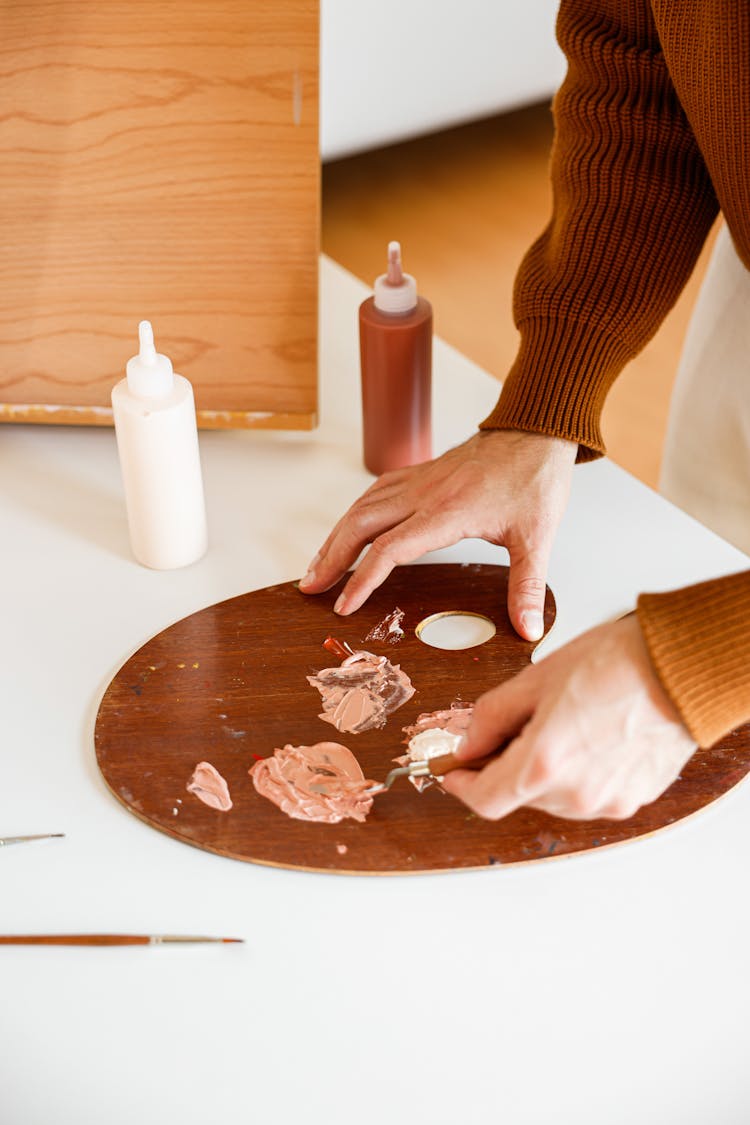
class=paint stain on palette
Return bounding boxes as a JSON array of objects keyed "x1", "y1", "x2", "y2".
[
  {"x1": 187, "y1": 762, "x2": 233, "y2": 811},
  {"x1": 186, "y1": 629, "x2": 458, "y2": 826},
  {"x1": 364, "y1": 607, "x2": 405, "y2": 644},
  {"x1": 307, "y1": 641, "x2": 414, "y2": 733},
  {"x1": 250, "y1": 742, "x2": 376, "y2": 824}
]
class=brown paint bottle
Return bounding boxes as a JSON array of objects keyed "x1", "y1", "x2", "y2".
[{"x1": 359, "y1": 241, "x2": 432, "y2": 476}]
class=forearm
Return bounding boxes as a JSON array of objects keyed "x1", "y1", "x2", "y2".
[
  {"x1": 637, "y1": 570, "x2": 750, "y2": 746},
  {"x1": 483, "y1": 0, "x2": 719, "y2": 458}
]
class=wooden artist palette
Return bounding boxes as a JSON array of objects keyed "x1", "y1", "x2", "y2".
[{"x1": 95, "y1": 564, "x2": 750, "y2": 875}]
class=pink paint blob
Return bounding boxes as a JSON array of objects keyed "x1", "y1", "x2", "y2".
[
  {"x1": 187, "y1": 761, "x2": 233, "y2": 811},
  {"x1": 249, "y1": 742, "x2": 376, "y2": 824},
  {"x1": 307, "y1": 650, "x2": 414, "y2": 733}
]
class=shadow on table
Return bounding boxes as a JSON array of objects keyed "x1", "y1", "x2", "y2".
[{"x1": 1, "y1": 427, "x2": 131, "y2": 560}]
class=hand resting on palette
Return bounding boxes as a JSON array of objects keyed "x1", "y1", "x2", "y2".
[
  {"x1": 299, "y1": 429, "x2": 577, "y2": 642},
  {"x1": 441, "y1": 616, "x2": 697, "y2": 821},
  {"x1": 300, "y1": 428, "x2": 698, "y2": 822}
]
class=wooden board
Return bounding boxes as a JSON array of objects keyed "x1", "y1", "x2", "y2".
[
  {"x1": 0, "y1": 1, "x2": 318, "y2": 430},
  {"x1": 94, "y1": 565, "x2": 750, "y2": 874}
]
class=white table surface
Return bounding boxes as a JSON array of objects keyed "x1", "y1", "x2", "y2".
[{"x1": 3, "y1": 257, "x2": 749, "y2": 1125}]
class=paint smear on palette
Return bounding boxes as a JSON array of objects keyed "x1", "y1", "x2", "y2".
[
  {"x1": 250, "y1": 743, "x2": 376, "y2": 824},
  {"x1": 398, "y1": 703, "x2": 475, "y2": 792},
  {"x1": 187, "y1": 761, "x2": 233, "y2": 811},
  {"x1": 365, "y1": 607, "x2": 405, "y2": 645},
  {"x1": 307, "y1": 650, "x2": 415, "y2": 733}
]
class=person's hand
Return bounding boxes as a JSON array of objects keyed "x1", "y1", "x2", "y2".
[
  {"x1": 442, "y1": 615, "x2": 698, "y2": 820},
  {"x1": 299, "y1": 430, "x2": 578, "y2": 641}
]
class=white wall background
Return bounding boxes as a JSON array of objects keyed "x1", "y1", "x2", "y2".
[{"x1": 320, "y1": 0, "x2": 566, "y2": 160}]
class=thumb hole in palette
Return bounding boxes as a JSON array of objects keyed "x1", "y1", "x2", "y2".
[{"x1": 416, "y1": 611, "x2": 496, "y2": 650}]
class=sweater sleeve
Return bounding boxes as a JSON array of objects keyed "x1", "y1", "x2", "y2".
[
  {"x1": 636, "y1": 570, "x2": 750, "y2": 747},
  {"x1": 481, "y1": 0, "x2": 719, "y2": 459}
]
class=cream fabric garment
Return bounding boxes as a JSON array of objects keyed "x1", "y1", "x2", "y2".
[{"x1": 660, "y1": 223, "x2": 750, "y2": 555}]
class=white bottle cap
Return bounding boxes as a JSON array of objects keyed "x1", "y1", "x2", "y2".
[
  {"x1": 126, "y1": 321, "x2": 175, "y2": 399},
  {"x1": 373, "y1": 241, "x2": 418, "y2": 314}
]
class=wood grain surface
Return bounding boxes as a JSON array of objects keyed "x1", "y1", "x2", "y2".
[
  {"x1": 0, "y1": 1, "x2": 319, "y2": 428},
  {"x1": 94, "y1": 564, "x2": 750, "y2": 875}
]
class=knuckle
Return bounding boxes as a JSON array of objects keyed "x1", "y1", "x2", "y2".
[
  {"x1": 375, "y1": 469, "x2": 401, "y2": 486},
  {"x1": 345, "y1": 505, "x2": 371, "y2": 533},
  {"x1": 351, "y1": 505, "x2": 386, "y2": 534},
  {"x1": 525, "y1": 744, "x2": 556, "y2": 788},
  {"x1": 367, "y1": 535, "x2": 395, "y2": 563},
  {"x1": 568, "y1": 787, "x2": 598, "y2": 818},
  {"x1": 604, "y1": 798, "x2": 640, "y2": 821},
  {"x1": 469, "y1": 795, "x2": 504, "y2": 821},
  {"x1": 513, "y1": 576, "x2": 547, "y2": 600}
]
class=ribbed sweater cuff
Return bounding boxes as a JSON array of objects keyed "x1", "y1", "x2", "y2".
[
  {"x1": 479, "y1": 316, "x2": 630, "y2": 461},
  {"x1": 637, "y1": 571, "x2": 750, "y2": 748}
]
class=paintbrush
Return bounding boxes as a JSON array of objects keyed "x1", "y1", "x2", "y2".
[
  {"x1": 0, "y1": 834, "x2": 65, "y2": 847},
  {"x1": 0, "y1": 934, "x2": 244, "y2": 946},
  {"x1": 367, "y1": 749, "x2": 502, "y2": 795}
]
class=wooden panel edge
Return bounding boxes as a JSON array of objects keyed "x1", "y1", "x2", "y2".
[
  {"x1": 0, "y1": 404, "x2": 318, "y2": 431},
  {"x1": 197, "y1": 409, "x2": 318, "y2": 432}
]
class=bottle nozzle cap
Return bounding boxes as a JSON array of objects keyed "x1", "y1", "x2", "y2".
[
  {"x1": 138, "y1": 320, "x2": 158, "y2": 365},
  {"x1": 374, "y1": 240, "x2": 418, "y2": 314},
  {"x1": 126, "y1": 320, "x2": 175, "y2": 399},
  {"x1": 386, "y1": 241, "x2": 404, "y2": 285}
]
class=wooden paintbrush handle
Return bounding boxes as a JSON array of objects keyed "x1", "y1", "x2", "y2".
[
  {"x1": 428, "y1": 744, "x2": 508, "y2": 777},
  {"x1": 0, "y1": 934, "x2": 151, "y2": 946}
]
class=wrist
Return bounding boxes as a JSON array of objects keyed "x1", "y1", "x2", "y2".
[{"x1": 476, "y1": 427, "x2": 578, "y2": 459}]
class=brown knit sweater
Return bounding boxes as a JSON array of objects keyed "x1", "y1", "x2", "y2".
[{"x1": 481, "y1": 0, "x2": 750, "y2": 746}]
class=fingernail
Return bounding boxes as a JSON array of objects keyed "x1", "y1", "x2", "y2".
[
  {"x1": 521, "y1": 610, "x2": 544, "y2": 641},
  {"x1": 334, "y1": 594, "x2": 347, "y2": 614},
  {"x1": 453, "y1": 734, "x2": 467, "y2": 759},
  {"x1": 299, "y1": 553, "x2": 321, "y2": 590}
]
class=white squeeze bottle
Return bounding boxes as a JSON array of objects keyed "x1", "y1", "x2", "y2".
[{"x1": 111, "y1": 320, "x2": 208, "y2": 569}]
